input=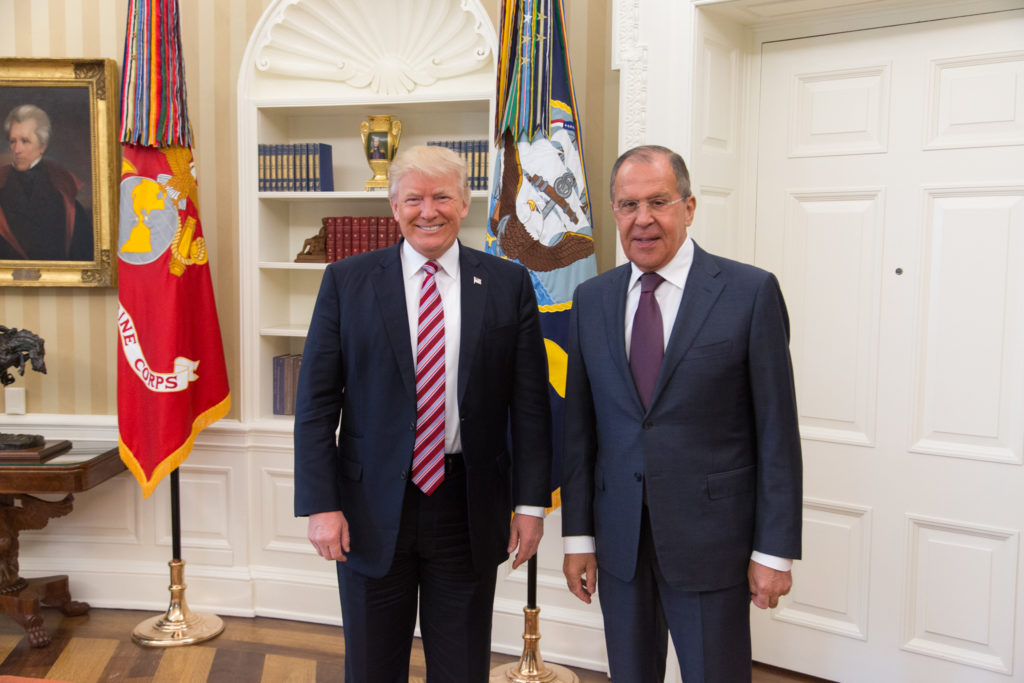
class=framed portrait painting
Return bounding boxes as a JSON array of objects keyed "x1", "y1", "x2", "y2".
[{"x1": 0, "y1": 58, "x2": 119, "y2": 287}]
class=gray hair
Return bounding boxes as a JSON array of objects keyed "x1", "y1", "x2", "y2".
[
  {"x1": 389, "y1": 144, "x2": 470, "y2": 202},
  {"x1": 4, "y1": 104, "x2": 51, "y2": 148},
  {"x1": 609, "y1": 145, "x2": 691, "y2": 200}
]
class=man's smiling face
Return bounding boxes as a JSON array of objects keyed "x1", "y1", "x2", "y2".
[{"x1": 390, "y1": 169, "x2": 469, "y2": 259}]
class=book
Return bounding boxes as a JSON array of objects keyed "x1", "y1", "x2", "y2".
[
  {"x1": 357, "y1": 216, "x2": 370, "y2": 255},
  {"x1": 272, "y1": 354, "x2": 287, "y2": 415},
  {"x1": 324, "y1": 217, "x2": 336, "y2": 263},
  {"x1": 367, "y1": 216, "x2": 378, "y2": 251},
  {"x1": 282, "y1": 354, "x2": 302, "y2": 415},
  {"x1": 257, "y1": 144, "x2": 267, "y2": 191},
  {"x1": 387, "y1": 217, "x2": 399, "y2": 246},
  {"x1": 341, "y1": 216, "x2": 353, "y2": 259},
  {"x1": 312, "y1": 142, "x2": 334, "y2": 191},
  {"x1": 296, "y1": 143, "x2": 308, "y2": 191}
]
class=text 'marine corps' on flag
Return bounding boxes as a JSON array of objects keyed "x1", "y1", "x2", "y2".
[
  {"x1": 116, "y1": 0, "x2": 230, "y2": 498},
  {"x1": 487, "y1": 0, "x2": 597, "y2": 508}
]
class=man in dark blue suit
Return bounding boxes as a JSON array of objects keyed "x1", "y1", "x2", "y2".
[
  {"x1": 294, "y1": 145, "x2": 552, "y2": 682},
  {"x1": 561, "y1": 145, "x2": 802, "y2": 681}
]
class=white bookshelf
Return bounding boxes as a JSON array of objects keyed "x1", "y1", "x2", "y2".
[{"x1": 237, "y1": 0, "x2": 498, "y2": 426}]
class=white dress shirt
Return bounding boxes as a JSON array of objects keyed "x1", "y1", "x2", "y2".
[
  {"x1": 402, "y1": 240, "x2": 463, "y2": 455},
  {"x1": 564, "y1": 238, "x2": 790, "y2": 571},
  {"x1": 401, "y1": 240, "x2": 544, "y2": 519}
]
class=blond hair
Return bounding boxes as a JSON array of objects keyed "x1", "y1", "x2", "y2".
[{"x1": 388, "y1": 145, "x2": 470, "y2": 202}]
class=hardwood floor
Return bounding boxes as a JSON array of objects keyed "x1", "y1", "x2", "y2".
[{"x1": 0, "y1": 607, "x2": 830, "y2": 682}]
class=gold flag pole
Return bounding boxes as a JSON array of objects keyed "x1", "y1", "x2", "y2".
[
  {"x1": 132, "y1": 470, "x2": 224, "y2": 647},
  {"x1": 490, "y1": 557, "x2": 579, "y2": 683}
]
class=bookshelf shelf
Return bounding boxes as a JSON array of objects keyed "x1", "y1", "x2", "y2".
[
  {"x1": 238, "y1": 0, "x2": 498, "y2": 424},
  {"x1": 257, "y1": 261, "x2": 328, "y2": 271},
  {"x1": 260, "y1": 325, "x2": 309, "y2": 338}
]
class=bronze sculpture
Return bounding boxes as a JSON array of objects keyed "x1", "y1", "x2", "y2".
[
  {"x1": 0, "y1": 326, "x2": 46, "y2": 387},
  {"x1": 0, "y1": 326, "x2": 48, "y2": 451}
]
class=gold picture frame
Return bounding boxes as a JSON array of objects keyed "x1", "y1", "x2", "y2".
[{"x1": 0, "y1": 58, "x2": 119, "y2": 287}]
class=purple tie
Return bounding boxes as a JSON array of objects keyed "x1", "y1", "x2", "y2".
[{"x1": 629, "y1": 272, "x2": 665, "y2": 409}]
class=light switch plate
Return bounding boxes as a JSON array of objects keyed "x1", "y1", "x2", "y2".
[{"x1": 4, "y1": 387, "x2": 26, "y2": 415}]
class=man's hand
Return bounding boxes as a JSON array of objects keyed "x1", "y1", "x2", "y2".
[
  {"x1": 748, "y1": 559, "x2": 792, "y2": 609},
  {"x1": 508, "y1": 513, "x2": 544, "y2": 569},
  {"x1": 563, "y1": 552, "x2": 598, "y2": 604},
  {"x1": 308, "y1": 510, "x2": 350, "y2": 562}
]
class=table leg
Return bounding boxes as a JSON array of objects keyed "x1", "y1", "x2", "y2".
[{"x1": 0, "y1": 494, "x2": 89, "y2": 647}]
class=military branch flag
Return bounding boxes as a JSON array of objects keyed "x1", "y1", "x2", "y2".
[
  {"x1": 487, "y1": 0, "x2": 596, "y2": 507},
  {"x1": 117, "y1": 0, "x2": 230, "y2": 498}
]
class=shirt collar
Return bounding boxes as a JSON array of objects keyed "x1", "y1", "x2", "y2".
[
  {"x1": 12, "y1": 157, "x2": 43, "y2": 172},
  {"x1": 628, "y1": 236, "x2": 693, "y2": 291},
  {"x1": 401, "y1": 239, "x2": 461, "y2": 280}
]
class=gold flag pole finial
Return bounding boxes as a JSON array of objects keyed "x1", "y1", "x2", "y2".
[
  {"x1": 490, "y1": 606, "x2": 580, "y2": 683},
  {"x1": 132, "y1": 559, "x2": 224, "y2": 647}
]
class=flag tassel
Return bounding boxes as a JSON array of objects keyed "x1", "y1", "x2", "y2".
[{"x1": 131, "y1": 470, "x2": 224, "y2": 647}]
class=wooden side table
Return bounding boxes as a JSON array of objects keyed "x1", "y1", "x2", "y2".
[{"x1": 0, "y1": 443, "x2": 124, "y2": 647}]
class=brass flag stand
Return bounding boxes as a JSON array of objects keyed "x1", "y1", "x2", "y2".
[
  {"x1": 132, "y1": 471, "x2": 224, "y2": 647},
  {"x1": 490, "y1": 557, "x2": 579, "y2": 683}
]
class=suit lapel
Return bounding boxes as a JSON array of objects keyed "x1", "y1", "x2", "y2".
[
  {"x1": 649, "y1": 242, "x2": 724, "y2": 408},
  {"x1": 457, "y1": 243, "x2": 485, "y2": 404},
  {"x1": 370, "y1": 243, "x2": 416, "y2": 399},
  {"x1": 602, "y1": 264, "x2": 642, "y2": 411}
]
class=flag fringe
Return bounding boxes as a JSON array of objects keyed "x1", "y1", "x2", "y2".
[
  {"x1": 546, "y1": 487, "x2": 561, "y2": 514},
  {"x1": 118, "y1": 393, "x2": 231, "y2": 498}
]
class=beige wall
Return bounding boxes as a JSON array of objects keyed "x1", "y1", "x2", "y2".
[{"x1": 0, "y1": 0, "x2": 617, "y2": 417}]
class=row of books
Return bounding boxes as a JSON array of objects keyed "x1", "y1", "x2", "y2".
[
  {"x1": 258, "y1": 143, "x2": 334, "y2": 192},
  {"x1": 426, "y1": 139, "x2": 489, "y2": 190},
  {"x1": 322, "y1": 216, "x2": 401, "y2": 262},
  {"x1": 272, "y1": 354, "x2": 303, "y2": 416}
]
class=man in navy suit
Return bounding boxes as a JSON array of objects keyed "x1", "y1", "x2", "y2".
[
  {"x1": 294, "y1": 145, "x2": 552, "y2": 682},
  {"x1": 561, "y1": 145, "x2": 802, "y2": 681}
]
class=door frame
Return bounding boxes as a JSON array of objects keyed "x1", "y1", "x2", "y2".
[{"x1": 613, "y1": 0, "x2": 1023, "y2": 268}]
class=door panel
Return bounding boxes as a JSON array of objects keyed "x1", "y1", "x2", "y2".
[{"x1": 753, "y1": 10, "x2": 1024, "y2": 682}]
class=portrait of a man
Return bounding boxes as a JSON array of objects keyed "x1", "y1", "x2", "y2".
[
  {"x1": 368, "y1": 133, "x2": 387, "y2": 160},
  {"x1": 0, "y1": 102, "x2": 94, "y2": 261}
]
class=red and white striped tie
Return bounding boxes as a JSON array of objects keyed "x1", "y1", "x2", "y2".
[{"x1": 411, "y1": 260, "x2": 446, "y2": 495}]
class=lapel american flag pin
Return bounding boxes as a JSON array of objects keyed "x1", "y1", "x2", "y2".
[{"x1": 473, "y1": 276, "x2": 482, "y2": 285}]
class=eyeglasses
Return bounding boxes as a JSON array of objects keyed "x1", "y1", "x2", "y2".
[{"x1": 612, "y1": 196, "x2": 686, "y2": 216}]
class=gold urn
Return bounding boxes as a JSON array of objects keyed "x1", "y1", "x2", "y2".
[{"x1": 360, "y1": 115, "x2": 402, "y2": 191}]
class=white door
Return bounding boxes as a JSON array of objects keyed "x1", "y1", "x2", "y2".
[{"x1": 752, "y1": 10, "x2": 1024, "y2": 682}]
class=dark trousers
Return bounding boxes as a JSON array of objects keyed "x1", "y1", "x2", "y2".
[
  {"x1": 598, "y1": 507, "x2": 752, "y2": 682},
  {"x1": 336, "y1": 461, "x2": 498, "y2": 683}
]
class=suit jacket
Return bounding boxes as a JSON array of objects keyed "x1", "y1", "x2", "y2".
[
  {"x1": 0, "y1": 161, "x2": 92, "y2": 260},
  {"x1": 561, "y1": 242, "x2": 802, "y2": 591},
  {"x1": 294, "y1": 240, "x2": 552, "y2": 578}
]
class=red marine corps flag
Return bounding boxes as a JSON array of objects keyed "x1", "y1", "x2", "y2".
[{"x1": 117, "y1": 0, "x2": 230, "y2": 498}]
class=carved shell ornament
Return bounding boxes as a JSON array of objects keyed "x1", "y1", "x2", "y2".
[{"x1": 255, "y1": 0, "x2": 493, "y2": 95}]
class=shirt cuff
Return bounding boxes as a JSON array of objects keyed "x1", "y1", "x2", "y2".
[
  {"x1": 514, "y1": 505, "x2": 546, "y2": 518},
  {"x1": 563, "y1": 535, "x2": 596, "y2": 554},
  {"x1": 750, "y1": 551, "x2": 792, "y2": 572}
]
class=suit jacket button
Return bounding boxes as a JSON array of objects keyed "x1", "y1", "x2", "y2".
[
  {"x1": 643, "y1": 421, "x2": 653, "y2": 430},
  {"x1": 400, "y1": 471, "x2": 408, "y2": 480},
  {"x1": 634, "y1": 472, "x2": 642, "y2": 482}
]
